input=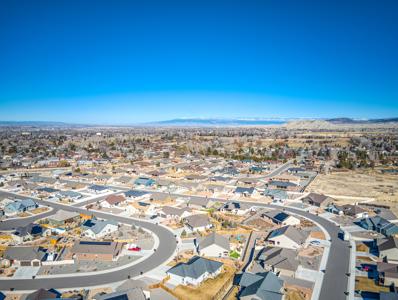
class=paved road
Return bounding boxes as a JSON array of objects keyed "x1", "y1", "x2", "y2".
[
  {"x1": 0, "y1": 191, "x2": 177, "y2": 291},
  {"x1": 0, "y1": 208, "x2": 57, "y2": 231},
  {"x1": 0, "y1": 187, "x2": 350, "y2": 299},
  {"x1": 257, "y1": 160, "x2": 293, "y2": 179},
  {"x1": 263, "y1": 204, "x2": 350, "y2": 300}
]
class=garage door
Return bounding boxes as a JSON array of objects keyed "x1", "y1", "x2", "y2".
[{"x1": 20, "y1": 261, "x2": 31, "y2": 266}]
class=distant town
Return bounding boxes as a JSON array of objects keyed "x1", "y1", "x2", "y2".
[{"x1": 0, "y1": 120, "x2": 397, "y2": 300}]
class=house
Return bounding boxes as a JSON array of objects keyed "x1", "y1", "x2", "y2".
[
  {"x1": 325, "y1": 203, "x2": 344, "y2": 215},
  {"x1": 30, "y1": 176, "x2": 57, "y2": 185},
  {"x1": 150, "y1": 193, "x2": 175, "y2": 204},
  {"x1": 219, "y1": 201, "x2": 254, "y2": 216},
  {"x1": 267, "y1": 180, "x2": 298, "y2": 191},
  {"x1": 94, "y1": 288, "x2": 147, "y2": 300},
  {"x1": 267, "y1": 226, "x2": 309, "y2": 249},
  {"x1": 380, "y1": 292, "x2": 398, "y2": 300},
  {"x1": 25, "y1": 288, "x2": 61, "y2": 300},
  {"x1": 205, "y1": 184, "x2": 225, "y2": 195},
  {"x1": 4, "y1": 246, "x2": 47, "y2": 266},
  {"x1": 341, "y1": 204, "x2": 368, "y2": 218},
  {"x1": 116, "y1": 279, "x2": 150, "y2": 299},
  {"x1": 263, "y1": 189, "x2": 288, "y2": 202},
  {"x1": 256, "y1": 246, "x2": 299, "y2": 277},
  {"x1": 47, "y1": 210, "x2": 80, "y2": 227},
  {"x1": 185, "y1": 214, "x2": 212, "y2": 232},
  {"x1": 134, "y1": 177, "x2": 155, "y2": 187},
  {"x1": 177, "y1": 181, "x2": 201, "y2": 192},
  {"x1": 4, "y1": 198, "x2": 38, "y2": 216},
  {"x1": 270, "y1": 174, "x2": 301, "y2": 185},
  {"x1": 288, "y1": 167, "x2": 306, "y2": 174},
  {"x1": 68, "y1": 240, "x2": 123, "y2": 261},
  {"x1": 102, "y1": 194, "x2": 126, "y2": 208},
  {"x1": 302, "y1": 193, "x2": 333, "y2": 208},
  {"x1": 378, "y1": 237, "x2": 398, "y2": 263},
  {"x1": 131, "y1": 201, "x2": 157, "y2": 216},
  {"x1": 63, "y1": 181, "x2": 86, "y2": 190},
  {"x1": 375, "y1": 208, "x2": 398, "y2": 221},
  {"x1": 6, "y1": 179, "x2": 32, "y2": 191},
  {"x1": 124, "y1": 190, "x2": 150, "y2": 201},
  {"x1": 188, "y1": 196, "x2": 213, "y2": 209},
  {"x1": 262, "y1": 211, "x2": 301, "y2": 226},
  {"x1": 114, "y1": 176, "x2": 134, "y2": 185},
  {"x1": 196, "y1": 232, "x2": 230, "y2": 257},
  {"x1": 55, "y1": 190, "x2": 83, "y2": 202},
  {"x1": 88, "y1": 185, "x2": 109, "y2": 194},
  {"x1": 327, "y1": 204, "x2": 368, "y2": 218},
  {"x1": 166, "y1": 256, "x2": 223, "y2": 286},
  {"x1": 377, "y1": 262, "x2": 398, "y2": 286},
  {"x1": 234, "y1": 187, "x2": 256, "y2": 197},
  {"x1": 36, "y1": 187, "x2": 60, "y2": 196},
  {"x1": 358, "y1": 216, "x2": 398, "y2": 237},
  {"x1": 158, "y1": 206, "x2": 192, "y2": 221},
  {"x1": 11, "y1": 224, "x2": 44, "y2": 243},
  {"x1": 82, "y1": 219, "x2": 119, "y2": 239},
  {"x1": 237, "y1": 271, "x2": 284, "y2": 300}
]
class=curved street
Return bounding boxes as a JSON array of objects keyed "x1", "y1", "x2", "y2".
[{"x1": 0, "y1": 191, "x2": 177, "y2": 291}]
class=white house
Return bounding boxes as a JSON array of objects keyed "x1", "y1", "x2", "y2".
[
  {"x1": 158, "y1": 206, "x2": 192, "y2": 221},
  {"x1": 87, "y1": 185, "x2": 109, "y2": 194},
  {"x1": 82, "y1": 220, "x2": 118, "y2": 239},
  {"x1": 267, "y1": 226, "x2": 309, "y2": 250},
  {"x1": 262, "y1": 211, "x2": 301, "y2": 226},
  {"x1": 101, "y1": 194, "x2": 126, "y2": 208},
  {"x1": 196, "y1": 232, "x2": 230, "y2": 257},
  {"x1": 184, "y1": 214, "x2": 212, "y2": 232},
  {"x1": 124, "y1": 190, "x2": 151, "y2": 201},
  {"x1": 166, "y1": 256, "x2": 223, "y2": 286},
  {"x1": 219, "y1": 201, "x2": 255, "y2": 216}
]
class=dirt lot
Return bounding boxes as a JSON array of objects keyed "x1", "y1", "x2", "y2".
[
  {"x1": 309, "y1": 170, "x2": 398, "y2": 209},
  {"x1": 31, "y1": 207, "x2": 50, "y2": 214},
  {"x1": 356, "y1": 243, "x2": 371, "y2": 252},
  {"x1": 355, "y1": 276, "x2": 389, "y2": 293},
  {"x1": 309, "y1": 231, "x2": 326, "y2": 240},
  {"x1": 299, "y1": 246, "x2": 323, "y2": 258},
  {"x1": 246, "y1": 218, "x2": 274, "y2": 230},
  {"x1": 285, "y1": 289, "x2": 309, "y2": 300}
]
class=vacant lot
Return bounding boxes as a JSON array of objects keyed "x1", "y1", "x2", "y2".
[
  {"x1": 31, "y1": 207, "x2": 50, "y2": 214},
  {"x1": 309, "y1": 171, "x2": 398, "y2": 204},
  {"x1": 355, "y1": 276, "x2": 389, "y2": 293},
  {"x1": 285, "y1": 284, "x2": 312, "y2": 300}
]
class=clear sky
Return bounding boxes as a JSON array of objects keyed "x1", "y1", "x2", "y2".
[{"x1": 0, "y1": 0, "x2": 397, "y2": 124}]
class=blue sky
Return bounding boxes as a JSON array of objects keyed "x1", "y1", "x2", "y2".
[{"x1": 0, "y1": 0, "x2": 397, "y2": 124}]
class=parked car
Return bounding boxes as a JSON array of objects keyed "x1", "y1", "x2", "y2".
[{"x1": 127, "y1": 243, "x2": 141, "y2": 252}]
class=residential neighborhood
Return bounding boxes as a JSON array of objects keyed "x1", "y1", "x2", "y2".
[{"x1": 0, "y1": 122, "x2": 396, "y2": 300}]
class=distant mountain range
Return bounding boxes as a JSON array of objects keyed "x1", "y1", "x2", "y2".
[
  {"x1": 0, "y1": 121, "x2": 88, "y2": 127},
  {"x1": 0, "y1": 117, "x2": 397, "y2": 127},
  {"x1": 326, "y1": 117, "x2": 398, "y2": 124},
  {"x1": 146, "y1": 118, "x2": 287, "y2": 126}
]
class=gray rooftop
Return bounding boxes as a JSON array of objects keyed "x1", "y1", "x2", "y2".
[
  {"x1": 167, "y1": 256, "x2": 223, "y2": 279},
  {"x1": 197, "y1": 232, "x2": 230, "y2": 252}
]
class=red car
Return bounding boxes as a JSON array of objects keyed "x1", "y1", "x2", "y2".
[{"x1": 128, "y1": 245, "x2": 141, "y2": 252}]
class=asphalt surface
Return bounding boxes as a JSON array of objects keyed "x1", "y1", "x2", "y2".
[
  {"x1": 0, "y1": 208, "x2": 57, "y2": 231},
  {"x1": 0, "y1": 191, "x2": 177, "y2": 291}
]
